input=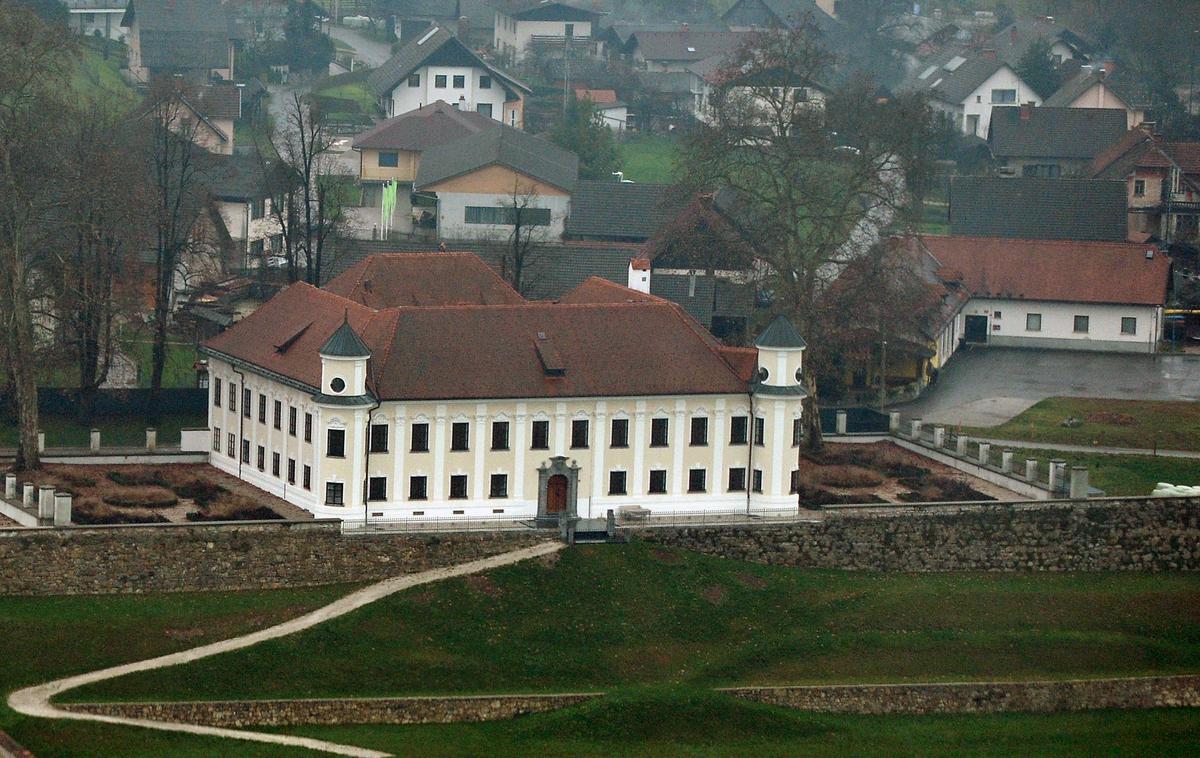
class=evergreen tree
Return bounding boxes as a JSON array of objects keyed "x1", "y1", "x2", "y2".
[
  {"x1": 551, "y1": 98, "x2": 621, "y2": 181},
  {"x1": 1016, "y1": 38, "x2": 1062, "y2": 99}
]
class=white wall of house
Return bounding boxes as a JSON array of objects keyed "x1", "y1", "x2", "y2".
[
  {"x1": 216, "y1": 199, "x2": 283, "y2": 267},
  {"x1": 939, "y1": 65, "x2": 1042, "y2": 139},
  {"x1": 434, "y1": 191, "x2": 571, "y2": 240},
  {"x1": 598, "y1": 104, "x2": 628, "y2": 131},
  {"x1": 205, "y1": 356, "x2": 804, "y2": 521},
  {"x1": 70, "y1": 8, "x2": 125, "y2": 40},
  {"x1": 958, "y1": 298, "x2": 1161, "y2": 353},
  {"x1": 1063, "y1": 81, "x2": 1146, "y2": 129},
  {"x1": 386, "y1": 65, "x2": 511, "y2": 120},
  {"x1": 495, "y1": 14, "x2": 593, "y2": 60}
]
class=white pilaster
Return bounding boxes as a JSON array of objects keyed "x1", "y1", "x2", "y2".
[
  {"x1": 433, "y1": 404, "x2": 447, "y2": 501},
  {"x1": 633, "y1": 401, "x2": 646, "y2": 494},
  {"x1": 671, "y1": 399, "x2": 686, "y2": 496}
]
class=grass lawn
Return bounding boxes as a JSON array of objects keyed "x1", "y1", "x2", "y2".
[
  {"x1": 1004, "y1": 447, "x2": 1200, "y2": 497},
  {"x1": 73, "y1": 542, "x2": 1200, "y2": 703},
  {"x1": 69, "y1": 44, "x2": 134, "y2": 104},
  {"x1": 0, "y1": 585, "x2": 354, "y2": 757},
  {"x1": 120, "y1": 339, "x2": 201, "y2": 389},
  {"x1": 312, "y1": 81, "x2": 378, "y2": 116},
  {"x1": 0, "y1": 412, "x2": 207, "y2": 448},
  {"x1": 961, "y1": 397, "x2": 1200, "y2": 451},
  {"x1": 619, "y1": 134, "x2": 679, "y2": 184}
]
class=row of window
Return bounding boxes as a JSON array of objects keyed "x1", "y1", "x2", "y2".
[
  {"x1": 212, "y1": 379, "x2": 314, "y2": 441},
  {"x1": 464, "y1": 205, "x2": 552, "y2": 226},
  {"x1": 213, "y1": 427, "x2": 313, "y2": 490},
  {"x1": 408, "y1": 73, "x2": 492, "y2": 90},
  {"x1": 1012, "y1": 312, "x2": 1137, "y2": 335},
  {"x1": 331, "y1": 466, "x2": 787, "y2": 506}
]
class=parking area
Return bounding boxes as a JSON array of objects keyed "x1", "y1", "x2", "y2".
[{"x1": 892, "y1": 347, "x2": 1200, "y2": 427}]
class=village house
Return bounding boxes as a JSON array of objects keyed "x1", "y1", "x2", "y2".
[
  {"x1": 201, "y1": 252, "x2": 806, "y2": 521},
  {"x1": 492, "y1": 0, "x2": 602, "y2": 64},
  {"x1": 389, "y1": 0, "x2": 462, "y2": 42},
  {"x1": 65, "y1": 0, "x2": 127, "y2": 40},
  {"x1": 627, "y1": 29, "x2": 746, "y2": 73},
  {"x1": 572, "y1": 87, "x2": 627, "y2": 131},
  {"x1": 201, "y1": 151, "x2": 284, "y2": 270},
  {"x1": 367, "y1": 26, "x2": 530, "y2": 126},
  {"x1": 987, "y1": 105, "x2": 1128, "y2": 178},
  {"x1": 722, "y1": 0, "x2": 837, "y2": 31},
  {"x1": 1044, "y1": 65, "x2": 1150, "y2": 130},
  {"x1": 1090, "y1": 128, "x2": 1200, "y2": 244},
  {"x1": 120, "y1": 0, "x2": 237, "y2": 83},
  {"x1": 899, "y1": 49, "x2": 1042, "y2": 139},
  {"x1": 950, "y1": 176, "x2": 1128, "y2": 242},
  {"x1": 982, "y1": 18, "x2": 1089, "y2": 68}
]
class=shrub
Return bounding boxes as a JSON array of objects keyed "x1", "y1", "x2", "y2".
[
  {"x1": 186, "y1": 505, "x2": 282, "y2": 522},
  {"x1": 810, "y1": 465, "x2": 884, "y2": 488},
  {"x1": 106, "y1": 468, "x2": 168, "y2": 487},
  {"x1": 101, "y1": 485, "x2": 179, "y2": 509},
  {"x1": 171, "y1": 478, "x2": 229, "y2": 506},
  {"x1": 72, "y1": 499, "x2": 169, "y2": 525}
]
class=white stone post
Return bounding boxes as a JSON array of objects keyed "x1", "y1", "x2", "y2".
[
  {"x1": 835, "y1": 410, "x2": 847, "y2": 435},
  {"x1": 1025, "y1": 459, "x2": 1038, "y2": 481},
  {"x1": 1070, "y1": 467, "x2": 1090, "y2": 499},
  {"x1": 53, "y1": 492, "x2": 72, "y2": 526},
  {"x1": 1049, "y1": 459, "x2": 1067, "y2": 493},
  {"x1": 888, "y1": 411, "x2": 900, "y2": 433},
  {"x1": 89, "y1": 428, "x2": 101, "y2": 452},
  {"x1": 146, "y1": 428, "x2": 158, "y2": 451},
  {"x1": 932, "y1": 426, "x2": 945, "y2": 447},
  {"x1": 978, "y1": 442, "x2": 991, "y2": 466},
  {"x1": 3, "y1": 474, "x2": 14, "y2": 499},
  {"x1": 1001, "y1": 450, "x2": 1013, "y2": 473},
  {"x1": 910, "y1": 418, "x2": 922, "y2": 438},
  {"x1": 956, "y1": 435, "x2": 968, "y2": 456},
  {"x1": 22, "y1": 483, "x2": 34, "y2": 507},
  {"x1": 37, "y1": 430, "x2": 45, "y2": 453},
  {"x1": 38, "y1": 485, "x2": 55, "y2": 521}
]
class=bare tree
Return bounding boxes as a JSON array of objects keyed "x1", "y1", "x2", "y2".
[
  {"x1": 0, "y1": 4, "x2": 74, "y2": 469},
  {"x1": 491, "y1": 179, "x2": 553, "y2": 298},
  {"x1": 677, "y1": 17, "x2": 938, "y2": 451}
]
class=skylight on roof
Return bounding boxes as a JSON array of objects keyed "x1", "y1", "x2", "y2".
[
  {"x1": 931, "y1": 78, "x2": 943, "y2": 89},
  {"x1": 944, "y1": 56, "x2": 967, "y2": 72},
  {"x1": 687, "y1": 46, "x2": 696, "y2": 52},
  {"x1": 918, "y1": 65, "x2": 938, "y2": 80},
  {"x1": 417, "y1": 27, "x2": 439, "y2": 45}
]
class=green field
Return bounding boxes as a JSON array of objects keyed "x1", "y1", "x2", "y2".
[
  {"x1": 961, "y1": 397, "x2": 1200, "y2": 452},
  {"x1": 0, "y1": 411, "x2": 207, "y2": 448},
  {"x1": 619, "y1": 134, "x2": 679, "y2": 184},
  {"x1": 1005, "y1": 447, "x2": 1200, "y2": 497},
  {"x1": 73, "y1": 543, "x2": 1200, "y2": 703}
]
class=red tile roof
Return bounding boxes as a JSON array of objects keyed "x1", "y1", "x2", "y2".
[
  {"x1": 205, "y1": 257, "x2": 755, "y2": 400},
  {"x1": 558, "y1": 276, "x2": 659, "y2": 305},
  {"x1": 351, "y1": 101, "x2": 498, "y2": 152},
  {"x1": 323, "y1": 252, "x2": 526, "y2": 307},
  {"x1": 572, "y1": 87, "x2": 618, "y2": 104},
  {"x1": 920, "y1": 235, "x2": 1170, "y2": 306}
]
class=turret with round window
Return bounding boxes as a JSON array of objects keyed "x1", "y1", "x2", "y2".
[
  {"x1": 752, "y1": 315, "x2": 806, "y2": 391},
  {"x1": 318, "y1": 314, "x2": 372, "y2": 399}
]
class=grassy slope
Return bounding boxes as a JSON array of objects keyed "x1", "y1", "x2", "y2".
[
  {"x1": 0, "y1": 586, "x2": 354, "y2": 757},
  {"x1": 1005, "y1": 447, "x2": 1200, "y2": 496},
  {"x1": 618, "y1": 134, "x2": 679, "y2": 184},
  {"x1": 960, "y1": 397, "x2": 1200, "y2": 451},
  {"x1": 74, "y1": 543, "x2": 1200, "y2": 702}
]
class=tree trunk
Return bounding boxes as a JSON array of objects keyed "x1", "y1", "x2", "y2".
[
  {"x1": 9, "y1": 260, "x2": 39, "y2": 470},
  {"x1": 802, "y1": 374, "x2": 823, "y2": 454}
]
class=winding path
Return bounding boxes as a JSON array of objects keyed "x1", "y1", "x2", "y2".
[{"x1": 7, "y1": 541, "x2": 565, "y2": 758}]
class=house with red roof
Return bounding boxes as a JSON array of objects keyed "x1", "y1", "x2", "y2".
[
  {"x1": 200, "y1": 252, "x2": 806, "y2": 522},
  {"x1": 1091, "y1": 127, "x2": 1200, "y2": 244}
]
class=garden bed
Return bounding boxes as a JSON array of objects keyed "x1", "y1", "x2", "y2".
[
  {"x1": 1, "y1": 464, "x2": 308, "y2": 525},
  {"x1": 797, "y1": 442, "x2": 1007, "y2": 507}
]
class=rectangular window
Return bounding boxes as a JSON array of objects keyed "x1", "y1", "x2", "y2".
[
  {"x1": 304, "y1": 413, "x2": 313, "y2": 442},
  {"x1": 409, "y1": 475, "x2": 428, "y2": 500},
  {"x1": 327, "y1": 428, "x2": 346, "y2": 458},
  {"x1": 752, "y1": 468, "x2": 763, "y2": 493},
  {"x1": 754, "y1": 417, "x2": 765, "y2": 446},
  {"x1": 688, "y1": 468, "x2": 706, "y2": 493},
  {"x1": 271, "y1": 452, "x2": 280, "y2": 477},
  {"x1": 479, "y1": 74, "x2": 492, "y2": 89},
  {"x1": 241, "y1": 439, "x2": 250, "y2": 463},
  {"x1": 213, "y1": 427, "x2": 221, "y2": 452},
  {"x1": 273, "y1": 400, "x2": 282, "y2": 430},
  {"x1": 449, "y1": 474, "x2": 468, "y2": 499},
  {"x1": 256, "y1": 445, "x2": 265, "y2": 471},
  {"x1": 435, "y1": 74, "x2": 447, "y2": 88},
  {"x1": 1134, "y1": 179, "x2": 1146, "y2": 197},
  {"x1": 690, "y1": 417, "x2": 708, "y2": 446},
  {"x1": 490, "y1": 473, "x2": 508, "y2": 498},
  {"x1": 571, "y1": 419, "x2": 589, "y2": 449},
  {"x1": 993, "y1": 310, "x2": 1002, "y2": 319},
  {"x1": 287, "y1": 458, "x2": 296, "y2": 484},
  {"x1": 728, "y1": 467, "x2": 746, "y2": 492},
  {"x1": 610, "y1": 418, "x2": 629, "y2": 448},
  {"x1": 790, "y1": 470, "x2": 801, "y2": 494},
  {"x1": 288, "y1": 407, "x2": 297, "y2": 436},
  {"x1": 325, "y1": 482, "x2": 344, "y2": 505},
  {"x1": 227, "y1": 432, "x2": 236, "y2": 458},
  {"x1": 1121, "y1": 316, "x2": 1137, "y2": 335},
  {"x1": 368, "y1": 476, "x2": 387, "y2": 501},
  {"x1": 408, "y1": 73, "x2": 420, "y2": 87},
  {"x1": 243, "y1": 388, "x2": 251, "y2": 418},
  {"x1": 213, "y1": 377, "x2": 222, "y2": 407},
  {"x1": 377, "y1": 151, "x2": 399, "y2": 168},
  {"x1": 730, "y1": 415, "x2": 748, "y2": 445},
  {"x1": 564, "y1": 22, "x2": 574, "y2": 37},
  {"x1": 452, "y1": 74, "x2": 465, "y2": 88},
  {"x1": 990, "y1": 88, "x2": 1016, "y2": 103},
  {"x1": 792, "y1": 418, "x2": 803, "y2": 447},
  {"x1": 229, "y1": 383, "x2": 237, "y2": 411},
  {"x1": 476, "y1": 102, "x2": 493, "y2": 118},
  {"x1": 492, "y1": 421, "x2": 510, "y2": 450},
  {"x1": 464, "y1": 206, "x2": 552, "y2": 226},
  {"x1": 411, "y1": 422, "x2": 430, "y2": 452},
  {"x1": 451, "y1": 422, "x2": 470, "y2": 451},
  {"x1": 370, "y1": 423, "x2": 389, "y2": 453},
  {"x1": 1073, "y1": 315, "x2": 1090, "y2": 333},
  {"x1": 303, "y1": 464, "x2": 311, "y2": 490},
  {"x1": 257, "y1": 394, "x2": 266, "y2": 423},
  {"x1": 648, "y1": 469, "x2": 667, "y2": 494},
  {"x1": 1026, "y1": 313, "x2": 1042, "y2": 332},
  {"x1": 531, "y1": 419, "x2": 549, "y2": 449},
  {"x1": 650, "y1": 417, "x2": 669, "y2": 447},
  {"x1": 608, "y1": 470, "x2": 627, "y2": 495}
]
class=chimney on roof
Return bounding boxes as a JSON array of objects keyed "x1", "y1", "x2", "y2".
[
  {"x1": 1010, "y1": 25, "x2": 1017, "y2": 45},
  {"x1": 1020, "y1": 102, "x2": 1034, "y2": 121},
  {"x1": 458, "y1": 14, "x2": 469, "y2": 40},
  {"x1": 628, "y1": 258, "x2": 651, "y2": 293},
  {"x1": 983, "y1": 48, "x2": 997, "y2": 60},
  {"x1": 1101, "y1": 60, "x2": 1116, "y2": 77}
]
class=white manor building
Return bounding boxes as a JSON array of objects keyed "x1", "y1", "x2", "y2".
[{"x1": 201, "y1": 253, "x2": 807, "y2": 522}]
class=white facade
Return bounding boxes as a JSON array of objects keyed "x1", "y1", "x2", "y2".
[
  {"x1": 956, "y1": 299, "x2": 1163, "y2": 354},
  {"x1": 433, "y1": 191, "x2": 570, "y2": 240},
  {"x1": 385, "y1": 65, "x2": 512, "y2": 122},
  {"x1": 495, "y1": 14, "x2": 594, "y2": 62},
  {"x1": 68, "y1": 6, "x2": 126, "y2": 40},
  {"x1": 932, "y1": 65, "x2": 1042, "y2": 139},
  {"x1": 215, "y1": 199, "x2": 283, "y2": 268},
  {"x1": 597, "y1": 104, "x2": 628, "y2": 131}
]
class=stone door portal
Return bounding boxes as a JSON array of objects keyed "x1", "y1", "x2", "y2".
[{"x1": 536, "y1": 456, "x2": 579, "y2": 525}]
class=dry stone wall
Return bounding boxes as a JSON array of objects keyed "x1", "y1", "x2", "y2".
[
  {"x1": 629, "y1": 497, "x2": 1200, "y2": 572},
  {"x1": 0, "y1": 520, "x2": 548, "y2": 595}
]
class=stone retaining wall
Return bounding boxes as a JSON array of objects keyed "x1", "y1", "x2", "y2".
[
  {"x1": 629, "y1": 497, "x2": 1200, "y2": 572},
  {"x1": 64, "y1": 693, "x2": 602, "y2": 727},
  {"x1": 0, "y1": 520, "x2": 548, "y2": 595},
  {"x1": 725, "y1": 675, "x2": 1200, "y2": 714}
]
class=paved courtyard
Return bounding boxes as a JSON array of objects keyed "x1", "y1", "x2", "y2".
[{"x1": 892, "y1": 347, "x2": 1200, "y2": 427}]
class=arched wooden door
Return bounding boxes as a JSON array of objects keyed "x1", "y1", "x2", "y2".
[{"x1": 546, "y1": 474, "x2": 569, "y2": 514}]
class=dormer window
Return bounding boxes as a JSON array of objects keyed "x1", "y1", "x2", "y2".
[{"x1": 330, "y1": 377, "x2": 346, "y2": 393}]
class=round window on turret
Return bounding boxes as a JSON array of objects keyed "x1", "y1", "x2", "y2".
[
  {"x1": 757, "y1": 367, "x2": 769, "y2": 383},
  {"x1": 330, "y1": 377, "x2": 346, "y2": 393},
  {"x1": 795, "y1": 367, "x2": 803, "y2": 382}
]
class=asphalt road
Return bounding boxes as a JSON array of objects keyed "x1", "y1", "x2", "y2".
[
  {"x1": 892, "y1": 347, "x2": 1200, "y2": 427},
  {"x1": 327, "y1": 24, "x2": 393, "y2": 68}
]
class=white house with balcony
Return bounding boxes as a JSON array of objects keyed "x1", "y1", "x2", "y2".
[
  {"x1": 493, "y1": 0, "x2": 601, "y2": 64},
  {"x1": 900, "y1": 50, "x2": 1042, "y2": 139}
]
